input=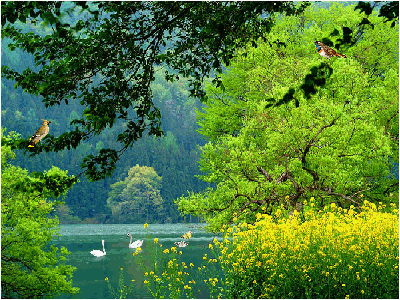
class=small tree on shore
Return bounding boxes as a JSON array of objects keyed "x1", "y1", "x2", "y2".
[{"x1": 107, "y1": 165, "x2": 164, "y2": 223}]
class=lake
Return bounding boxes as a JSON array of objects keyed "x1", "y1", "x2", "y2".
[{"x1": 53, "y1": 223, "x2": 220, "y2": 299}]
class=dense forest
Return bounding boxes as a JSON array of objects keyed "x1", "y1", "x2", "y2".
[{"x1": 1, "y1": 38, "x2": 210, "y2": 224}]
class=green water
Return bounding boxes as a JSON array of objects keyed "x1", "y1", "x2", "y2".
[{"x1": 53, "y1": 223, "x2": 220, "y2": 299}]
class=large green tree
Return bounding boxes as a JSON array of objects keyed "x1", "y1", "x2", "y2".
[
  {"x1": 176, "y1": 3, "x2": 399, "y2": 232},
  {"x1": 107, "y1": 165, "x2": 164, "y2": 223},
  {"x1": 1, "y1": 1, "x2": 310, "y2": 181},
  {"x1": 1, "y1": 129, "x2": 79, "y2": 298}
]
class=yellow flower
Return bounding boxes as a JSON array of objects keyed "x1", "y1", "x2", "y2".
[
  {"x1": 154, "y1": 238, "x2": 158, "y2": 243},
  {"x1": 361, "y1": 290, "x2": 365, "y2": 294},
  {"x1": 345, "y1": 295, "x2": 349, "y2": 299},
  {"x1": 105, "y1": 277, "x2": 109, "y2": 281},
  {"x1": 144, "y1": 223, "x2": 148, "y2": 228},
  {"x1": 163, "y1": 249, "x2": 170, "y2": 254}
]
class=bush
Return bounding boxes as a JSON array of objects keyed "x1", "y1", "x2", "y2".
[{"x1": 214, "y1": 198, "x2": 399, "y2": 299}]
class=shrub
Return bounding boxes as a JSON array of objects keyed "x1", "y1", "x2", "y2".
[{"x1": 214, "y1": 198, "x2": 399, "y2": 299}]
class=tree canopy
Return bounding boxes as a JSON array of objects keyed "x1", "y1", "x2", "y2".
[
  {"x1": 1, "y1": 1, "x2": 309, "y2": 181},
  {"x1": 107, "y1": 165, "x2": 164, "y2": 223},
  {"x1": 1, "y1": 129, "x2": 79, "y2": 298},
  {"x1": 176, "y1": 2, "x2": 399, "y2": 232}
]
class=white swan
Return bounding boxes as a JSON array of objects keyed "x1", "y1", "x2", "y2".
[
  {"x1": 90, "y1": 240, "x2": 106, "y2": 257},
  {"x1": 127, "y1": 233, "x2": 143, "y2": 248},
  {"x1": 174, "y1": 241, "x2": 189, "y2": 247}
]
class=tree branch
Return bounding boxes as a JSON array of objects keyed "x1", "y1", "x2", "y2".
[
  {"x1": 256, "y1": 166, "x2": 273, "y2": 182},
  {"x1": 301, "y1": 116, "x2": 339, "y2": 184}
]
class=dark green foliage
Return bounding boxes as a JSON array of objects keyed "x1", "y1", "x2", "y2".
[
  {"x1": 378, "y1": 1, "x2": 399, "y2": 27},
  {"x1": 1, "y1": 1, "x2": 310, "y2": 181},
  {"x1": 300, "y1": 64, "x2": 333, "y2": 99},
  {"x1": 355, "y1": 1, "x2": 399, "y2": 28}
]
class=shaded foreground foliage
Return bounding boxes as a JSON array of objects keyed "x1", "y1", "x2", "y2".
[{"x1": 1, "y1": 130, "x2": 78, "y2": 298}]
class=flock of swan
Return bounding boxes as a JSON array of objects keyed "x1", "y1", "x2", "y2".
[{"x1": 90, "y1": 231, "x2": 193, "y2": 257}]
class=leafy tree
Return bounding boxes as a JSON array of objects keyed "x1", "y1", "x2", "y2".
[
  {"x1": 176, "y1": 3, "x2": 399, "y2": 232},
  {"x1": 1, "y1": 129, "x2": 79, "y2": 298},
  {"x1": 107, "y1": 165, "x2": 164, "y2": 223},
  {"x1": 1, "y1": 1, "x2": 310, "y2": 181}
]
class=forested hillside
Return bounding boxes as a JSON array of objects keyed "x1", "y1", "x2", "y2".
[{"x1": 2, "y1": 37, "x2": 209, "y2": 223}]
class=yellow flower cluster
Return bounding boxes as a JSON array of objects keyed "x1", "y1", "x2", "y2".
[
  {"x1": 216, "y1": 199, "x2": 399, "y2": 298},
  {"x1": 132, "y1": 247, "x2": 142, "y2": 257}
]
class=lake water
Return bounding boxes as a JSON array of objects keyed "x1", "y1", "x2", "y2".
[{"x1": 53, "y1": 223, "x2": 220, "y2": 299}]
